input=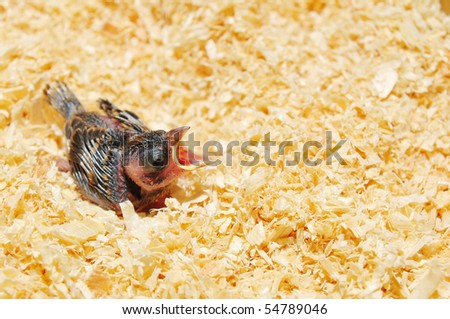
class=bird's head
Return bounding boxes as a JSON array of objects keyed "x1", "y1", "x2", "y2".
[{"x1": 124, "y1": 126, "x2": 201, "y2": 192}]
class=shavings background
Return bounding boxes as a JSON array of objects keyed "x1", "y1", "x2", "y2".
[{"x1": 0, "y1": 0, "x2": 449, "y2": 298}]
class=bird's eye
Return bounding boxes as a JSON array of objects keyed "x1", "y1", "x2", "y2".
[
  {"x1": 150, "y1": 158, "x2": 166, "y2": 168},
  {"x1": 146, "y1": 150, "x2": 168, "y2": 170}
]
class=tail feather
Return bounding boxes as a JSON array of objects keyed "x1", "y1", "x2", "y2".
[{"x1": 44, "y1": 82, "x2": 85, "y2": 119}]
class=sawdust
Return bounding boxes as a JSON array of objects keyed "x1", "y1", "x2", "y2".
[{"x1": 0, "y1": 0, "x2": 449, "y2": 298}]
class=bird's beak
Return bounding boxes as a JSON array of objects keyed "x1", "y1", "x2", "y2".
[
  {"x1": 167, "y1": 126, "x2": 204, "y2": 170},
  {"x1": 167, "y1": 126, "x2": 190, "y2": 146}
]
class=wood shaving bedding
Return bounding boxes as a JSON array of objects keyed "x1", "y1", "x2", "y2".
[{"x1": 0, "y1": 0, "x2": 449, "y2": 298}]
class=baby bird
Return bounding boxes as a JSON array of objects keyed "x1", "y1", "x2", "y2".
[{"x1": 44, "y1": 82, "x2": 198, "y2": 214}]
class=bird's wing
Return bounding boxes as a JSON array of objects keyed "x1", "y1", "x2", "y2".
[
  {"x1": 69, "y1": 125, "x2": 128, "y2": 209},
  {"x1": 98, "y1": 99, "x2": 149, "y2": 132},
  {"x1": 44, "y1": 82, "x2": 85, "y2": 119}
]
